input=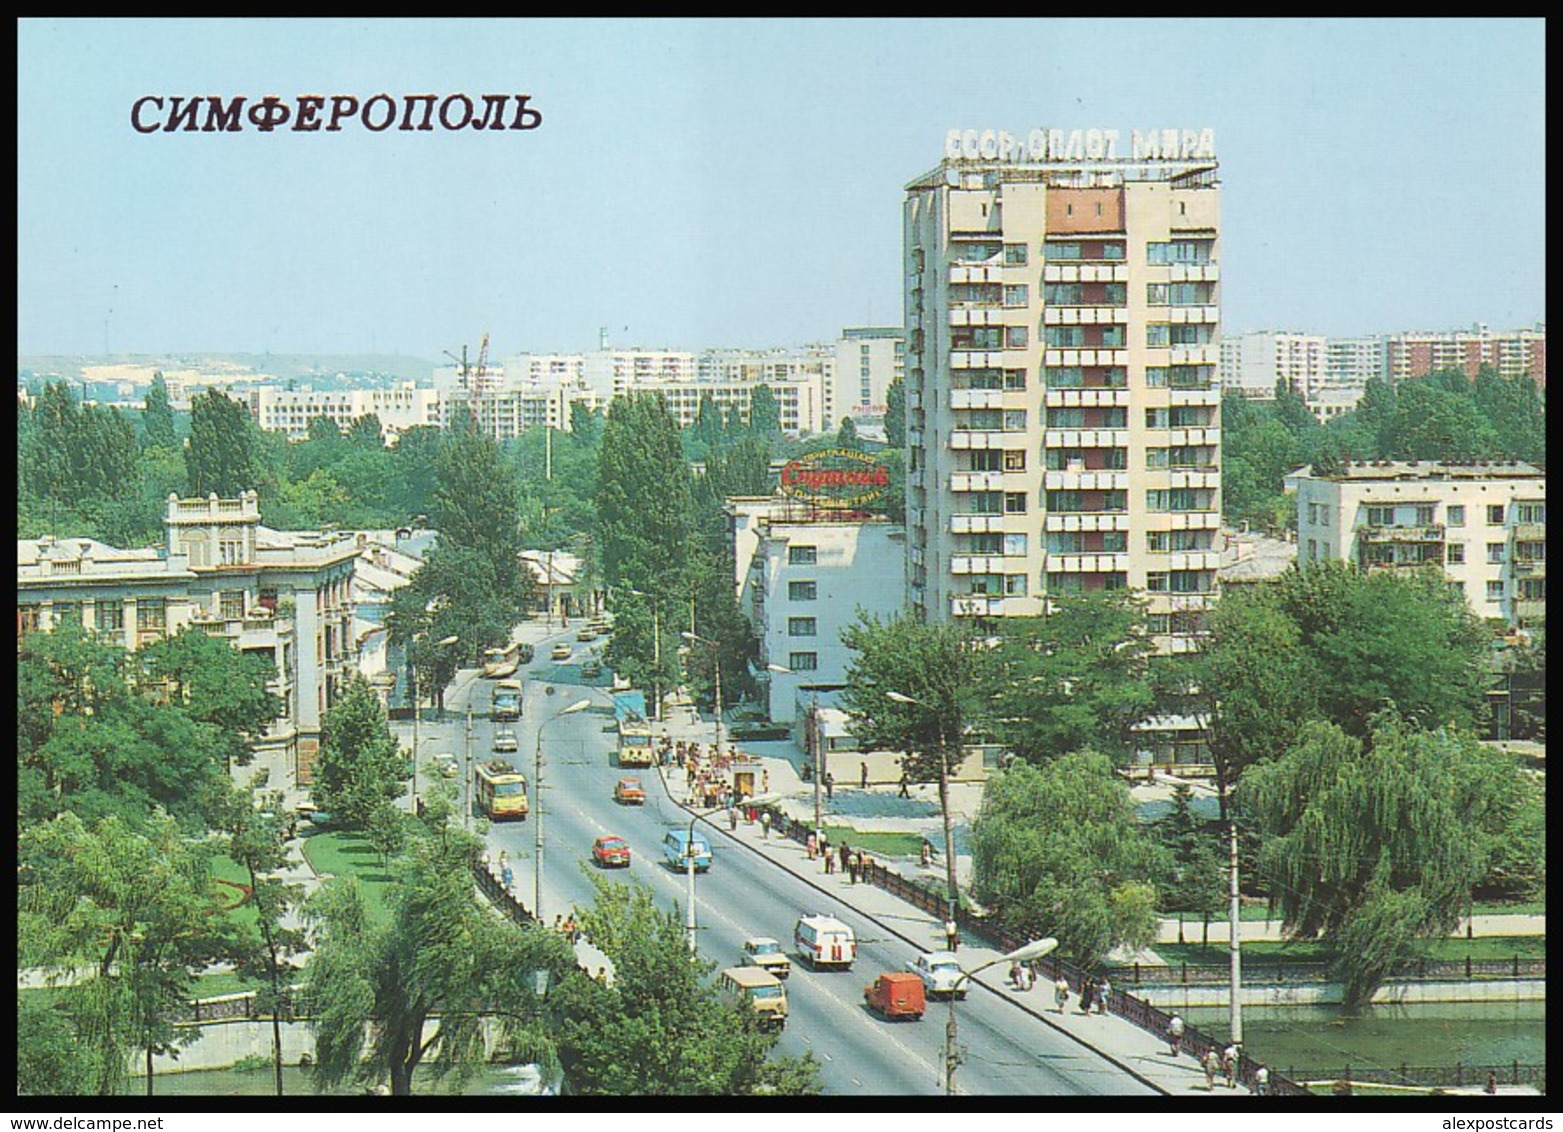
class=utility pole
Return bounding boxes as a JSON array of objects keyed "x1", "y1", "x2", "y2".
[
  {"x1": 463, "y1": 703, "x2": 473, "y2": 831},
  {"x1": 1228, "y1": 804, "x2": 1243, "y2": 1044}
]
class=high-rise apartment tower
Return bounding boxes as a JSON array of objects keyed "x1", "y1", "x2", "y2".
[{"x1": 905, "y1": 129, "x2": 1221, "y2": 653}]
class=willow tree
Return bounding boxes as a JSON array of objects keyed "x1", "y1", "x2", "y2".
[{"x1": 1241, "y1": 714, "x2": 1512, "y2": 1010}]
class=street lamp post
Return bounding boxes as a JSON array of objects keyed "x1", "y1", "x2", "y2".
[
  {"x1": 943, "y1": 938, "x2": 1057, "y2": 1096},
  {"x1": 463, "y1": 702, "x2": 474, "y2": 831},
  {"x1": 408, "y1": 633, "x2": 459, "y2": 811},
  {"x1": 534, "y1": 695, "x2": 592, "y2": 922}
]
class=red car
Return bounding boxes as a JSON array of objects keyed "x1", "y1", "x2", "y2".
[
  {"x1": 614, "y1": 778, "x2": 646, "y2": 805},
  {"x1": 591, "y1": 835, "x2": 632, "y2": 868}
]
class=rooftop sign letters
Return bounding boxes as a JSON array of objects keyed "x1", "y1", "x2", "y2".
[
  {"x1": 944, "y1": 128, "x2": 1216, "y2": 164},
  {"x1": 779, "y1": 449, "x2": 889, "y2": 510}
]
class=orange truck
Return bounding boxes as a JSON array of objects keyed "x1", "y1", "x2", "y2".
[{"x1": 863, "y1": 971, "x2": 926, "y2": 1021}]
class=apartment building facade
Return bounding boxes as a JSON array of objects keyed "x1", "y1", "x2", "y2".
[
  {"x1": 1218, "y1": 330, "x2": 1327, "y2": 399},
  {"x1": 17, "y1": 492, "x2": 360, "y2": 778},
  {"x1": 248, "y1": 384, "x2": 441, "y2": 442},
  {"x1": 1385, "y1": 323, "x2": 1546, "y2": 388},
  {"x1": 1294, "y1": 460, "x2": 1546, "y2": 628},
  {"x1": 904, "y1": 130, "x2": 1221, "y2": 654},
  {"x1": 833, "y1": 327, "x2": 905, "y2": 425}
]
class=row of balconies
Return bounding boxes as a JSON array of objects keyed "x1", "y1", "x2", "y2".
[
  {"x1": 1359, "y1": 524, "x2": 1446, "y2": 543},
  {"x1": 950, "y1": 350, "x2": 1011, "y2": 369},
  {"x1": 948, "y1": 307, "x2": 1007, "y2": 327},
  {"x1": 1044, "y1": 388, "x2": 1131, "y2": 407},
  {"x1": 1511, "y1": 559, "x2": 1546, "y2": 578},
  {"x1": 1041, "y1": 307, "x2": 1123, "y2": 326},
  {"x1": 949, "y1": 264, "x2": 1007, "y2": 284},
  {"x1": 950, "y1": 554, "x2": 1029, "y2": 575},
  {"x1": 1167, "y1": 387, "x2": 1222, "y2": 406},
  {"x1": 950, "y1": 594, "x2": 1036, "y2": 618},
  {"x1": 1042, "y1": 264, "x2": 1130, "y2": 283},
  {"x1": 1042, "y1": 348, "x2": 1128, "y2": 368},
  {"x1": 1513, "y1": 523, "x2": 1546, "y2": 542}
]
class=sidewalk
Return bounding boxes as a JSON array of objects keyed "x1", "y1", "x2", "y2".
[
  {"x1": 1156, "y1": 913, "x2": 1546, "y2": 944},
  {"x1": 649, "y1": 714, "x2": 1255, "y2": 1099}
]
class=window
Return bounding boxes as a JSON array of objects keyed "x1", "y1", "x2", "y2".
[
  {"x1": 1306, "y1": 539, "x2": 1317, "y2": 560},
  {"x1": 788, "y1": 581, "x2": 817, "y2": 601},
  {"x1": 1488, "y1": 504, "x2": 1506, "y2": 525},
  {"x1": 1004, "y1": 326, "x2": 1029, "y2": 349},
  {"x1": 1004, "y1": 574, "x2": 1028, "y2": 596},
  {"x1": 1367, "y1": 506, "x2": 1396, "y2": 527},
  {"x1": 1004, "y1": 492, "x2": 1028, "y2": 514},
  {"x1": 1004, "y1": 284, "x2": 1029, "y2": 307},
  {"x1": 1447, "y1": 505, "x2": 1465, "y2": 527},
  {"x1": 1487, "y1": 543, "x2": 1506, "y2": 564},
  {"x1": 1048, "y1": 532, "x2": 1084, "y2": 554},
  {"x1": 788, "y1": 545, "x2": 817, "y2": 566},
  {"x1": 1101, "y1": 531, "x2": 1128, "y2": 553},
  {"x1": 136, "y1": 599, "x2": 167, "y2": 631},
  {"x1": 1144, "y1": 366, "x2": 1168, "y2": 387},
  {"x1": 787, "y1": 617, "x2": 817, "y2": 637},
  {"x1": 1048, "y1": 407, "x2": 1086, "y2": 428},
  {"x1": 1003, "y1": 533, "x2": 1028, "y2": 557},
  {"x1": 971, "y1": 449, "x2": 1002, "y2": 472},
  {"x1": 1146, "y1": 240, "x2": 1213, "y2": 265},
  {"x1": 95, "y1": 600, "x2": 124, "y2": 633},
  {"x1": 1414, "y1": 505, "x2": 1435, "y2": 526},
  {"x1": 788, "y1": 652, "x2": 818, "y2": 672},
  {"x1": 1516, "y1": 501, "x2": 1545, "y2": 524},
  {"x1": 1003, "y1": 450, "x2": 1026, "y2": 472},
  {"x1": 1146, "y1": 572, "x2": 1168, "y2": 593},
  {"x1": 969, "y1": 533, "x2": 1003, "y2": 554},
  {"x1": 52, "y1": 602, "x2": 81, "y2": 628},
  {"x1": 1447, "y1": 543, "x2": 1465, "y2": 564},
  {"x1": 1307, "y1": 502, "x2": 1319, "y2": 525},
  {"x1": 1002, "y1": 409, "x2": 1027, "y2": 431},
  {"x1": 969, "y1": 491, "x2": 1003, "y2": 515},
  {"x1": 1486, "y1": 581, "x2": 1505, "y2": 602},
  {"x1": 1002, "y1": 244, "x2": 1027, "y2": 266},
  {"x1": 1003, "y1": 368, "x2": 1027, "y2": 391},
  {"x1": 220, "y1": 591, "x2": 245, "y2": 620}
]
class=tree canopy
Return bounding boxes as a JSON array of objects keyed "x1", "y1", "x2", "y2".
[{"x1": 310, "y1": 673, "x2": 407, "y2": 830}]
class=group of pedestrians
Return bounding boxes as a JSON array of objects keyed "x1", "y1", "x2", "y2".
[
  {"x1": 1165, "y1": 1016, "x2": 1268, "y2": 1095},
  {"x1": 1048, "y1": 974, "x2": 1112, "y2": 1016}
]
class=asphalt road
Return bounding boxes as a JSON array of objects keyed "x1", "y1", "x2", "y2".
[{"x1": 434, "y1": 636, "x2": 1152, "y2": 1098}]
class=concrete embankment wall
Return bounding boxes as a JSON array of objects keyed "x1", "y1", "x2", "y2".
[{"x1": 1132, "y1": 979, "x2": 1545, "y2": 1011}]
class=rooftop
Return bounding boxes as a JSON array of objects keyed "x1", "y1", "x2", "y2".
[{"x1": 1298, "y1": 459, "x2": 1544, "y2": 483}]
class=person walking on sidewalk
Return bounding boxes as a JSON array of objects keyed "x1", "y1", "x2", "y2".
[
  {"x1": 824, "y1": 771, "x2": 835, "y2": 802},
  {"x1": 1053, "y1": 976, "x2": 1070, "y2": 1015},
  {"x1": 1167, "y1": 1013, "x2": 1185, "y2": 1058},
  {"x1": 1253, "y1": 1064, "x2": 1269, "y2": 1097},
  {"x1": 761, "y1": 810, "x2": 771, "y2": 839},
  {"x1": 838, "y1": 840, "x2": 850, "y2": 875},
  {"x1": 898, "y1": 771, "x2": 911, "y2": 798},
  {"x1": 1202, "y1": 1048, "x2": 1220, "y2": 1092},
  {"x1": 1097, "y1": 976, "x2": 1112, "y2": 1015},
  {"x1": 860, "y1": 760, "x2": 869, "y2": 789},
  {"x1": 1222, "y1": 1042, "x2": 1240, "y2": 1089}
]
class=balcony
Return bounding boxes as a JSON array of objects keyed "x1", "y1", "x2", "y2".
[
  {"x1": 1166, "y1": 427, "x2": 1218, "y2": 446},
  {"x1": 1043, "y1": 470, "x2": 1130, "y2": 491},
  {"x1": 1168, "y1": 386, "x2": 1222, "y2": 406},
  {"x1": 950, "y1": 350, "x2": 1006, "y2": 369},
  {"x1": 1165, "y1": 305, "x2": 1220, "y2": 324},
  {"x1": 1044, "y1": 428, "x2": 1128, "y2": 449},
  {"x1": 1511, "y1": 559, "x2": 1546, "y2": 579},
  {"x1": 1169, "y1": 344, "x2": 1217, "y2": 366},
  {"x1": 948, "y1": 307, "x2": 1005, "y2": 327},
  {"x1": 1168, "y1": 550, "x2": 1221, "y2": 572},
  {"x1": 950, "y1": 555, "x2": 1028, "y2": 575},
  {"x1": 949, "y1": 430, "x2": 1007, "y2": 450},
  {"x1": 1043, "y1": 387, "x2": 1129, "y2": 408},
  {"x1": 1513, "y1": 523, "x2": 1546, "y2": 542},
  {"x1": 1042, "y1": 307, "x2": 1124, "y2": 325},
  {"x1": 1043, "y1": 552, "x2": 1129, "y2": 573},
  {"x1": 949, "y1": 388, "x2": 1004, "y2": 410},
  {"x1": 1168, "y1": 263, "x2": 1219, "y2": 282},
  {"x1": 1043, "y1": 512, "x2": 1130, "y2": 533},
  {"x1": 1042, "y1": 263, "x2": 1130, "y2": 283},
  {"x1": 950, "y1": 594, "x2": 1037, "y2": 618},
  {"x1": 1043, "y1": 348, "x2": 1129, "y2": 368},
  {"x1": 950, "y1": 470, "x2": 1009, "y2": 492},
  {"x1": 1513, "y1": 598, "x2": 1546, "y2": 620},
  {"x1": 1360, "y1": 524, "x2": 1446, "y2": 544},
  {"x1": 950, "y1": 514, "x2": 1007, "y2": 534},
  {"x1": 949, "y1": 263, "x2": 1003, "y2": 284},
  {"x1": 1166, "y1": 469, "x2": 1221, "y2": 490}
]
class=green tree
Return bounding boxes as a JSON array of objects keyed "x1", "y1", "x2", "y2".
[
  {"x1": 840, "y1": 613, "x2": 996, "y2": 924},
  {"x1": 747, "y1": 383, "x2": 782, "y2": 442},
  {"x1": 1383, "y1": 378, "x2": 1499, "y2": 462},
  {"x1": 346, "y1": 413, "x2": 385, "y2": 450},
  {"x1": 550, "y1": 874, "x2": 822, "y2": 1095},
  {"x1": 18, "y1": 812, "x2": 227, "y2": 1095},
  {"x1": 1241, "y1": 715, "x2": 1511, "y2": 1009},
  {"x1": 883, "y1": 376, "x2": 906, "y2": 449},
  {"x1": 1152, "y1": 783, "x2": 1227, "y2": 944},
  {"x1": 434, "y1": 422, "x2": 534, "y2": 613},
  {"x1": 302, "y1": 832, "x2": 573, "y2": 1096},
  {"x1": 385, "y1": 425, "x2": 444, "y2": 525},
  {"x1": 969, "y1": 754, "x2": 1163, "y2": 966},
  {"x1": 141, "y1": 372, "x2": 178, "y2": 451},
  {"x1": 835, "y1": 416, "x2": 861, "y2": 451},
  {"x1": 186, "y1": 388, "x2": 261, "y2": 496},
  {"x1": 138, "y1": 625, "x2": 282, "y2": 773},
  {"x1": 989, "y1": 591, "x2": 1156, "y2": 766},
  {"x1": 568, "y1": 401, "x2": 605, "y2": 448},
  {"x1": 219, "y1": 781, "x2": 308, "y2": 1096},
  {"x1": 596, "y1": 391, "x2": 694, "y2": 595},
  {"x1": 311, "y1": 674, "x2": 407, "y2": 830},
  {"x1": 18, "y1": 996, "x2": 98, "y2": 1096}
]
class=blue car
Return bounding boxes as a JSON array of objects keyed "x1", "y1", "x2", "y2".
[{"x1": 662, "y1": 829, "x2": 713, "y2": 871}]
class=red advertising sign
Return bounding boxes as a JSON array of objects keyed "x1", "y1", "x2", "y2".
[{"x1": 779, "y1": 448, "x2": 890, "y2": 509}]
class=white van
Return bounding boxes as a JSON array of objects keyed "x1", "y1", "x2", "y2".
[{"x1": 793, "y1": 914, "x2": 856, "y2": 970}]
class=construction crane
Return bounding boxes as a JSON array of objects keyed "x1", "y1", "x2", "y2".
[
  {"x1": 472, "y1": 333, "x2": 489, "y2": 391},
  {"x1": 442, "y1": 332, "x2": 491, "y2": 393}
]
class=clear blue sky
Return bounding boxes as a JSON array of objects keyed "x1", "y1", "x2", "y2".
[{"x1": 17, "y1": 18, "x2": 1545, "y2": 359}]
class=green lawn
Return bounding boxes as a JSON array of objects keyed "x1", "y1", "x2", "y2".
[
  {"x1": 299, "y1": 830, "x2": 401, "y2": 926},
  {"x1": 1152, "y1": 935, "x2": 1546, "y2": 968},
  {"x1": 1472, "y1": 899, "x2": 1546, "y2": 917},
  {"x1": 820, "y1": 824, "x2": 925, "y2": 859}
]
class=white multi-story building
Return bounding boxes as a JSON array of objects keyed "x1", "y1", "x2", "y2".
[
  {"x1": 17, "y1": 492, "x2": 360, "y2": 779},
  {"x1": 904, "y1": 131, "x2": 1221, "y2": 654},
  {"x1": 248, "y1": 384, "x2": 442, "y2": 442},
  {"x1": 1294, "y1": 460, "x2": 1545, "y2": 627},
  {"x1": 728, "y1": 496, "x2": 906, "y2": 723},
  {"x1": 832, "y1": 327, "x2": 905, "y2": 426},
  {"x1": 1218, "y1": 330, "x2": 1327, "y2": 399},
  {"x1": 1324, "y1": 335, "x2": 1387, "y2": 391}
]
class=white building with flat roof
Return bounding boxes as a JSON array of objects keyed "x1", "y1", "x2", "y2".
[{"x1": 1294, "y1": 460, "x2": 1545, "y2": 627}]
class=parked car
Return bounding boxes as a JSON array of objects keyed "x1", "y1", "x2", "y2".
[
  {"x1": 741, "y1": 936, "x2": 792, "y2": 980},
  {"x1": 430, "y1": 752, "x2": 460, "y2": 779},
  {"x1": 576, "y1": 627, "x2": 598, "y2": 642},
  {"x1": 864, "y1": 971, "x2": 926, "y2": 1021},
  {"x1": 492, "y1": 729, "x2": 519, "y2": 753},
  {"x1": 591, "y1": 835, "x2": 632, "y2": 868},
  {"x1": 907, "y1": 951, "x2": 967, "y2": 998},
  {"x1": 551, "y1": 642, "x2": 573, "y2": 661},
  {"x1": 613, "y1": 777, "x2": 646, "y2": 805}
]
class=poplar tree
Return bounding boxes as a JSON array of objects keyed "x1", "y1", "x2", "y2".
[{"x1": 186, "y1": 388, "x2": 260, "y2": 496}]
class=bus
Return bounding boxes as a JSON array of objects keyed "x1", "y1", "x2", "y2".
[
  {"x1": 617, "y1": 714, "x2": 654, "y2": 767},
  {"x1": 491, "y1": 679, "x2": 523, "y2": 722},
  {"x1": 473, "y1": 759, "x2": 529, "y2": 821},
  {"x1": 482, "y1": 644, "x2": 520, "y2": 679}
]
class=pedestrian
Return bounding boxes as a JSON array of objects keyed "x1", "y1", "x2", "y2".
[
  {"x1": 1053, "y1": 976, "x2": 1070, "y2": 1015},
  {"x1": 898, "y1": 771, "x2": 910, "y2": 798},
  {"x1": 806, "y1": 832, "x2": 817, "y2": 859},
  {"x1": 761, "y1": 810, "x2": 771, "y2": 839},
  {"x1": 761, "y1": 769, "x2": 769, "y2": 794},
  {"x1": 552, "y1": 915, "x2": 564, "y2": 935},
  {"x1": 728, "y1": 805, "x2": 739, "y2": 832},
  {"x1": 823, "y1": 849, "x2": 835, "y2": 874},
  {"x1": 1008, "y1": 961, "x2": 1022, "y2": 989},
  {"x1": 1253, "y1": 1064, "x2": 1269, "y2": 1097},
  {"x1": 1484, "y1": 1070, "x2": 1497, "y2": 1096},
  {"x1": 1097, "y1": 976, "x2": 1112, "y2": 1015},
  {"x1": 860, "y1": 760, "x2": 869, "y2": 789},
  {"x1": 944, "y1": 918, "x2": 959, "y2": 954},
  {"x1": 1167, "y1": 1013, "x2": 1186, "y2": 1058},
  {"x1": 853, "y1": 850, "x2": 865, "y2": 885},
  {"x1": 920, "y1": 839, "x2": 933, "y2": 868},
  {"x1": 838, "y1": 841, "x2": 851, "y2": 874},
  {"x1": 824, "y1": 771, "x2": 835, "y2": 801},
  {"x1": 1222, "y1": 1041, "x2": 1239, "y2": 1089},
  {"x1": 1202, "y1": 1048, "x2": 1220, "y2": 1092},
  {"x1": 501, "y1": 864, "x2": 513, "y2": 890}
]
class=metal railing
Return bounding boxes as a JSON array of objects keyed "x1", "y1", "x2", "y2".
[
  {"x1": 1107, "y1": 956, "x2": 1546, "y2": 985},
  {"x1": 1289, "y1": 1061, "x2": 1544, "y2": 1095}
]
